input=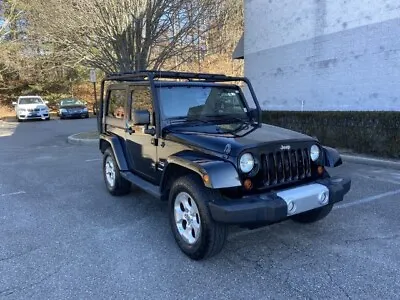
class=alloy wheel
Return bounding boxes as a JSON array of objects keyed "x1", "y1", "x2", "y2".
[{"x1": 174, "y1": 192, "x2": 201, "y2": 245}]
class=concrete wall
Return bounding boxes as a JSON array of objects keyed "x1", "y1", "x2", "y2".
[{"x1": 244, "y1": 0, "x2": 400, "y2": 111}]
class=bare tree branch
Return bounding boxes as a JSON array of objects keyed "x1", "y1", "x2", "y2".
[{"x1": 21, "y1": 0, "x2": 228, "y2": 73}]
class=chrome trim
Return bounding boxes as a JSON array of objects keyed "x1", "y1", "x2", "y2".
[{"x1": 276, "y1": 184, "x2": 330, "y2": 216}]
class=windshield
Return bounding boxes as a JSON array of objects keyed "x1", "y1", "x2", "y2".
[
  {"x1": 18, "y1": 97, "x2": 43, "y2": 105},
  {"x1": 157, "y1": 86, "x2": 249, "y2": 121},
  {"x1": 60, "y1": 99, "x2": 84, "y2": 106}
]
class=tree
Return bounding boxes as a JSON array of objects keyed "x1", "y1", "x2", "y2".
[
  {"x1": 24, "y1": 0, "x2": 227, "y2": 73},
  {"x1": 0, "y1": 0, "x2": 22, "y2": 41}
]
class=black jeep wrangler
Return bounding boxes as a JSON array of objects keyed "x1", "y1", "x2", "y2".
[{"x1": 97, "y1": 70, "x2": 351, "y2": 260}]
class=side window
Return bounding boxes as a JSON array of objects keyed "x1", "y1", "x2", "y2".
[
  {"x1": 107, "y1": 89, "x2": 126, "y2": 119},
  {"x1": 131, "y1": 86, "x2": 153, "y2": 122}
]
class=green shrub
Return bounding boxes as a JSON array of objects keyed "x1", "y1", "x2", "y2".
[{"x1": 261, "y1": 111, "x2": 400, "y2": 159}]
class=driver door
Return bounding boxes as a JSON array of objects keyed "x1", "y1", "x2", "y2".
[{"x1": 125, "y1": 84, "x2": 158, "y2": 183}]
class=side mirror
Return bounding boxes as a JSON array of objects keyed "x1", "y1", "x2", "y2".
[
  {"x1": 248, "y1": 108, "x2": 260, "y2": 121},
  {"x1": 12, "y1": 101, "x2": 17, "y2": 105},
  {"x1": 44, "y1": 101, "x2": 49, "y2": 104},
  {"x1": 132, "y1": 109, "x2": 150, "y2": 125}
]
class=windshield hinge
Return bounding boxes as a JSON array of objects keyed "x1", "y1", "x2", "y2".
[{"x1": 151, "y1": 138, "x2": 158, "y2": 146}]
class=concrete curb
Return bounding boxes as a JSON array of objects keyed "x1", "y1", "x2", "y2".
[
  {"x1": 341, "y1": 154, "x2": 400, "y2": 170},
  {"x1": 67, "y1": 133, "x2": 99, "y2": 145}
]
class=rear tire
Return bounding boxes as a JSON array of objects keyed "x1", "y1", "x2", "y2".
[
  {"x1": 168, "y1": 174, "x2": 227, "y2": 260},
  {"x1": 291, "y1": 204, "x2": 333, "y2": 223},
  {"x1": 103, "y1": 147, "x2": 131, "y2": 196}
]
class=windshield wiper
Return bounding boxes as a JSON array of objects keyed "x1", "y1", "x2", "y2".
[
  {"x1": 165, "y1": 116, "x2": 212, "y2": 127},
  {"x1": 166, "y1": 114, "x2": 251, "y2": 126},
  {"x1": 211, "y1": 114, "x2": 251, "y2": 124}
]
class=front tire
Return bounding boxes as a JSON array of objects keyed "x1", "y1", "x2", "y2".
[
  {"x1": 168, "y1": 174, "x2": 227, "y2": 260},
  {"x1": 291, "y1": 204, "x2": 333, "y2": 223},
  {"x1": 103, "y1": 148, "x2": 131, "y2": 196}
]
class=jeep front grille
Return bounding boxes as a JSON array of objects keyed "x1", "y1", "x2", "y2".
[{"x1": 261, "y1": 148, "x2": 312, "y2": 186}]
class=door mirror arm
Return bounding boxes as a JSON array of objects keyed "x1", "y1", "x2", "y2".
[{"x1": 144, "y1": 126, "x2": 156, "y2": 136}]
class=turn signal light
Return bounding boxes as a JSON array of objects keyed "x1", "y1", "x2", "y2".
[
  {"x1": 203, "y1": 174, "x2": 210, "y2": 183},
  {"x1": 243, "y1": 179, "x2": 253, "y2": 190},
  {"x1": 318, "y1": 166, "x2": 324, "y2": 175}
]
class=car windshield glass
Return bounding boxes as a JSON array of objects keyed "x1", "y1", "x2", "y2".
[
  {"x1": 19, "y1": 98, "x2": 43, "y2": 105},
  {"x1": 60, "y1": 99, "x2": 83, "y2": 106},
  {"x1": 157, "y1": 86, "x2": 249, "y2": 121}
]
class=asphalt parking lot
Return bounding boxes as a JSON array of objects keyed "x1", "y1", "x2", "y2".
[{"x1": 1, "y1": 118, "x2": 399, "y2": 299}]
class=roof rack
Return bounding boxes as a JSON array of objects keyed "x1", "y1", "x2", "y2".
[{"x1": 104, "y1": 70, "x2": 244, "y2": 82}]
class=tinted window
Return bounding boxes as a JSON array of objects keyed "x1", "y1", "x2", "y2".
[
  {"x1": 60, "y1": 99, "x2": 84, "y2": 106},
  {"x1": 19, "y1": 98, "x2": 43, "y2": 105},
  {"x1": 131, "y1": 86, "x2": 153, "y2": 122},
  {"x1": 108, "y1": 89, "x2": 126, "y2": 119},
  {"x1": 157, "y1": 86, "x2": 247, "y2": 119}
]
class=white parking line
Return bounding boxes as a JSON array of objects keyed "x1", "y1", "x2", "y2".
[
  {"x1": 85, "y1": 158, "x2": 101, "y2": 162},
  {"x1": 334, "y1": 189, "x2": 400, "y2": 210},
  {"x1": 354, "y1": 174, "x2": 400, "y2": 185},
  {"x1": 0, "y1": 191, "x2": 26, "y2": 197}
]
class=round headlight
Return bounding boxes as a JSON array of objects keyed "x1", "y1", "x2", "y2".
[
  {"x1": 239, "y1": 153, "x2": 255, "y2": 173},
  {"x1": 310, "y1": 145, "x2": 320, "y2": 161}
]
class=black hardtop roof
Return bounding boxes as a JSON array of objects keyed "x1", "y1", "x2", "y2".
[
  {"x1": 104, "y1": 70, "x2": 247, "y2": 83},
  {"x1": 107, "y1": 80, "x2": 240, "y2": 89}
]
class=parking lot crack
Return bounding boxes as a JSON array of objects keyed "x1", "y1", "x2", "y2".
[
  {"x1": 0, "y1": 264, "x2": 65, "y2": 297},
  {"x1": 0, "y1": 247, "x2": 40, "y2": 263},
  {"x1": 344, "y1": 234, "x2": 400, "y2": 244},
  {"x1": 326, "y1": 269, "x2": 351, "y2": 300}
]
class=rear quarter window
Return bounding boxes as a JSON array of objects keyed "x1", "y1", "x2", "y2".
[{"x1": 107, "y1": 89, "x2": 126, "y2": 119}]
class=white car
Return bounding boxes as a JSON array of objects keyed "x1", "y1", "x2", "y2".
[{"x1": 12, "y1": 96, "x2": 50, "y2": 122}]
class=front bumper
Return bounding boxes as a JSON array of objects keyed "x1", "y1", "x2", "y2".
[
  {"x1": 18, "y1": 112, "x2": 49, "y2": 120},
  {"x1": 60, "y1": 111, "x2": 88, "y2": 118},
  {"x1": 209, "y1": 176, "x2": 351, "y2": 224}
]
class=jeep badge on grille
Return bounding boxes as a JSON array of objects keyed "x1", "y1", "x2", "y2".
[{"x1": 280, "y1": 145, "x2": 291, "y2": 150}]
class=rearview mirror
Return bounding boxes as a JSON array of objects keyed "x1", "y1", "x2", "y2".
[{"x1": 132, "y1": 110, "x2": 150, "y2": 125}]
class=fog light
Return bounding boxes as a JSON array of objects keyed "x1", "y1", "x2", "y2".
[
  {"x1": 287, "y1": 201, "x2": 296, "y2": 214},
  {"x1": 319, "y1": 191, "x2": 329, "y2": 205}
]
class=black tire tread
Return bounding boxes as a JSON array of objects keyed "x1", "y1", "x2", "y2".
[
  {"x1": 103, "y1": 147, "x2": 131, "y2": 196},
  {"x1": 169, "y1": 174, "x2": 227, "y2": 260}
]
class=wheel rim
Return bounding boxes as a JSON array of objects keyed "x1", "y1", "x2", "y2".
[
  {"x1": 105, "y1": 156, "x2": 116, "y2": 187},
  {"x1": 174, "y1": 192, "x2": 201, "y2": 245}
]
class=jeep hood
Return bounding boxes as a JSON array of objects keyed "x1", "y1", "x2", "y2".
[{"x1": 165, "y1": 122, "x2": 316, "y2": 156}]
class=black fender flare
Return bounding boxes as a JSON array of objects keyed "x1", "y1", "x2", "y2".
[
  {"x1": 99, "y1": 134, "x2": 129, "y2": 171},
  {"x1": 160, "y1": 154, "x2": 242, "y2": 191},
  {"x1": 322, "y1": 146, "x2": 343, "y2": 168}
]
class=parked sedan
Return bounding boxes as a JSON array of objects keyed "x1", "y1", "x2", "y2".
[
  {"x1": 13, "y1": 96, "x2": 50, "y2": 122},
  {"x1": 57, "y1": 98, "x2": 89, "y2": 119}
]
